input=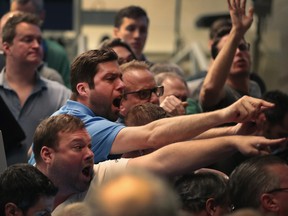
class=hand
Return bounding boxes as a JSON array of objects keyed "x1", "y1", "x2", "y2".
[
  {"x1": 227, "y1": 0, "x2": 254, "y2": 36},
  {"x1": 222, "y1": 95, "x2": 274, "y2": 123},
  {"x1": 234, "y1": 136, "x2": 288, "y2": 156},
  {"x1": 231, "y1": 121, "x2": 259, "y2": 136},
  {"x1": 160, "y1": 95, "x2": 188, "y2": 116}
]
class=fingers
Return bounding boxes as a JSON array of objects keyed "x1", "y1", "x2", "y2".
[
  {"x1": 240, "y1": 0, "x2": 246, "y2": 11},
  {"x1": 160, "y1": 95, "x2": 186, "y2": 116},
  {"x1": 254, "y1": 137, "x2": 288, "y2": 155},
  {"x1": 181, "y1": 101, "x2": 189, "y2": 108},
  {"x1": 230, "y1": 96, "x2": 275, "y2": 123},
  {"x1": 247, "y1": 6, "x2": 254, "y2": 18}
]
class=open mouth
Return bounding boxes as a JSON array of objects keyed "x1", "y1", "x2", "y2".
[
  {"x1": 113, "y1": 97, "x2": 122, "y2": 108},
  {"x1": 82, "y1": 166, "x2": 92, "y2": 178}
]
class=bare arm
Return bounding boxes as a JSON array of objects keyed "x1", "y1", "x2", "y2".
[
  {"x1": 199, "y1": 0, "x2": 254, "y2": 108},
  {"x1": 110, "y1": 96, "x2": 274, "y2": 154},
  {"x1": 128, "y1": 136, "x2": 287, "y2": 176}
]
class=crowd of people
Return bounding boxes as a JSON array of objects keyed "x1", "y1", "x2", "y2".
[{"x1": 1, "y1": 0, "x2": 288, "y2": 216}]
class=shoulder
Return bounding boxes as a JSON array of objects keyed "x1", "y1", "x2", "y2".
[{"x1": 40, "y1": 77, "x2": 71, "y2": 96}]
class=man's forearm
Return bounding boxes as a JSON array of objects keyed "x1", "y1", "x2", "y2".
[{"x1": 128, "y1": 136, "x2": 236, "y2": 176}]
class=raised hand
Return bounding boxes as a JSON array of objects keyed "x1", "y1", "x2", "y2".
[{"x1": 227, "y1": 0, "x2": 254, "y2": 36}]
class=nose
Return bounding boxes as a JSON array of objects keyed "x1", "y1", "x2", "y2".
[
  {"x1": 116, "y1": 78, "x2": 125, "y2": 92},
  {"x1": 85, "y1": 147, "x2": 94, "y2": 161},
  {"x1": 150, "y1": 92, "x2": 160, "y2": 105},
  {"x1": 133, "y1": 29, "x2": 140, "y2": 38}
]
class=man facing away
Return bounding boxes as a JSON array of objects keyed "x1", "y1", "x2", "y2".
[
  {"x1": 229, "y1": 155, "x2": 288, "y2": 216},
  {"x1": 0, "y1": 163, "x2": 58, "y2": 216}
]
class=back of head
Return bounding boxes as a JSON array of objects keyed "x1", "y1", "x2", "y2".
[
  {"x1": 33, "y1": 114, "x2": 85, "y2": 163},
  {"x1": 114, "y1": 5, "x2": 149, "y2": 28},
  {"x1": 229, "y1": 155, "x2": 286, "y2": 210},
  {"x1": 70, "y1": 48, "x2": 118, "y2": 97},
  {"x1": 262, "y1": 90, "x2": 288, "y2": 126},
  {"x1": 125, "y1": 102, "x2": 170, "y2": 126},
  {"x1": 0, "y1": 163, "x2": 57, "y2": 215},
  {"x1": 150, "y1": 62, "x2": 185, "y2": 77},
  {"x1": 87, "y1": 168, "x2": 179, "y2": 216},
  {"x1": 174, "y1": 171, "x2": 229, "y2": 214}
]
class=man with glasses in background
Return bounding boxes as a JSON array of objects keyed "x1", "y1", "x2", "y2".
[
  {"x1": 119, "y1": 60, "x2": 189, "y2": 120},
  {"x1": 229, "y1": 155, "x2": 288, "y2": 216},
  {"x1": 27, "y1": 46, "x2": 277, "y2": 165},
  {"x1": 199, "y1": 4, "x2": 262, "y2": 113}
]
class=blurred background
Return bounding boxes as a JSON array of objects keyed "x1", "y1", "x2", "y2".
[{"x1": 1, "y1": 0, "x2": 287, "y2": 92}]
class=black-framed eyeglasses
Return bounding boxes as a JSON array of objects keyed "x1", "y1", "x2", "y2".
[
  {"x1": 266, "y1": 187, "x2": 288, "y2": 194},
  {"x1": 123, "y1": 86, "x2": 164, "y2": 100},
  {"x1": 237, "y1": 42, "x2": 250, "y2": 52}
]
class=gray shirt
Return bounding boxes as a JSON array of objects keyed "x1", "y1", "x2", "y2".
[{"x1": 0, "y1": 69, "x2": 71, "y2": 165}]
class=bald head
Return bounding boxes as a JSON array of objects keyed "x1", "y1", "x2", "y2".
[{"x1": 86, "y1": 169, "x2": 179, "y2": 216}]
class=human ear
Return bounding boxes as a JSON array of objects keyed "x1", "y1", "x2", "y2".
[
  {"x1": 41, "y1": 146, "x2": 53, "y2": 164},
  {"x1": 206, "y1": 198, "x2": 217, "y2": 216},
  {"x1": 76, "y1": 82, "x2": 89, "y2": 97},
  {"x1": 261, "y1": 193, "x2": 279, "y2": 212},
  {"x1": 5, "y1": 202, "x2": 20, "y2": 216},
  {"x1": 113, "y1": 27, "x2": 120, "y2": 37}
]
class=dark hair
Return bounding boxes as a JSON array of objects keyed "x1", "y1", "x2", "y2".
[
  {"x1": 262, "y1": 90, "x2": 288, "y2": 125},
  {"x1": 210, "y1": 26, "x2": 231, "y2": 59},
  {"x1": 209, "y1": 18, "x2": 232, "y2": 40},
  {"x1": 2, "y1": 12, "x2": 42, "y2": 44},
  {"x1": 125, "y1": 103, "x2": 170, "y2": 126},
  {"x1": 114, "y1": 5, "x2": 149, "y2": 28},
  {"x1": 174, "y1": 171, "x2": 229, "y2": 213},
  {"x1": 98, "y1": 38, "x2": 137, "y2": 62},
  {"x1": 70, "y1": 48, "x2": 118, "y2": 96},
  {"x1": 33, "y1": 114, "x2": 86, "y2": 163},
  {"x1": 229, "y1": 155, "x2": 286, "y2": 210},
  {"x1": 0, "y1": 163, "x2": 58, "y2": 215}
]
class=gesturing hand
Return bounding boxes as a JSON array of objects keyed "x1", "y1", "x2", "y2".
[{"x1": 227, "y1": 0, "x2": 254, "y2": 36}]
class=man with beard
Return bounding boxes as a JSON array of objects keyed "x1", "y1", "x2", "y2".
[{"x1": 33, "y1": 114, "x2": 286, "y2": 215}]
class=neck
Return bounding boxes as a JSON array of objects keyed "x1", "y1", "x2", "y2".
[
  {"x1": 36, "y1": 163, "x2": 74, "y2": 210},
  {"x1": 5, "y1": 60, "x2": 37, "y2": 85},
  {"x1": 226, "y1": 73, "x2": 250, "y2": 94}
]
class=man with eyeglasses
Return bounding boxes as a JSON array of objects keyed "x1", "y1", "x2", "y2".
[
  {"x1": 119, "y1": 60, "x2": 163, "y2": 119},
  {"x1": 229, "y1": 155, "x2": 288, "y2": 216},
  {"x1": 119, "y1": 60, "x2": 189, "y2": 119},
  {"x1": 199, "y1": 1, "x2": 262, "y2": 113}
]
